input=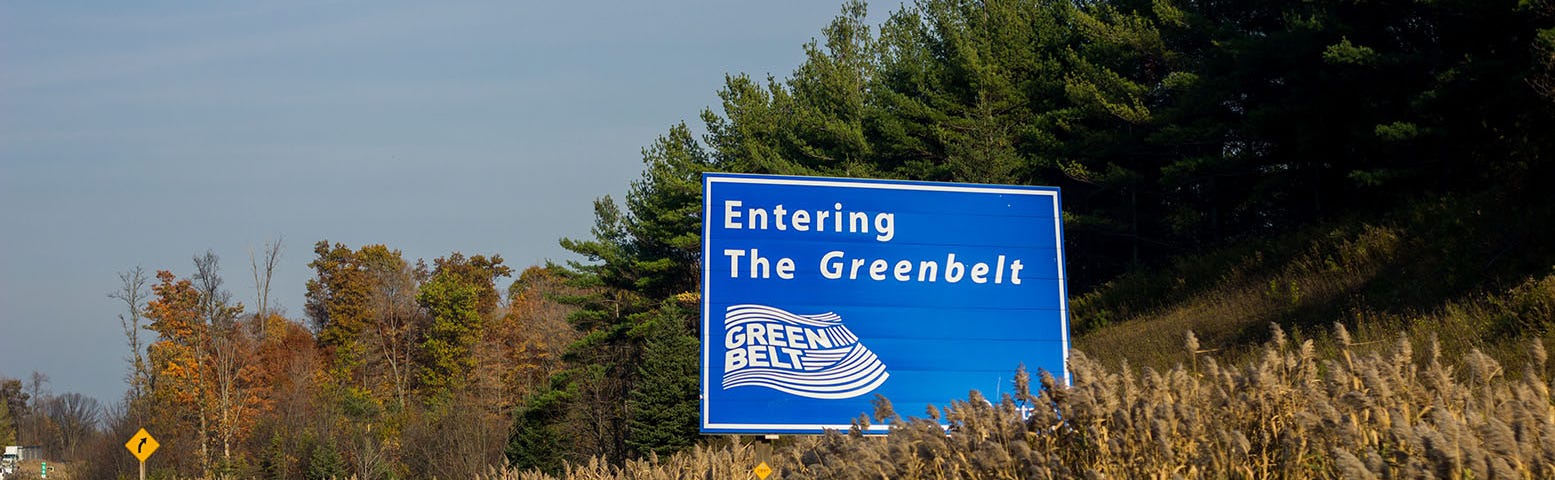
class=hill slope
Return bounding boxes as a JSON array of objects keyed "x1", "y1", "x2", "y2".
[{"x1": 1073, "y1": 194, "x2": 1555, "y2": 371}]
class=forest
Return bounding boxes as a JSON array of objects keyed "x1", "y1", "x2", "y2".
[{"x1": 2, "y1": 0, "x2": 1554, "y2": 478}]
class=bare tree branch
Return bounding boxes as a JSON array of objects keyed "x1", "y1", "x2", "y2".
[{"x1": 109, "y1": 266, "x2": 151, "y2": 404}]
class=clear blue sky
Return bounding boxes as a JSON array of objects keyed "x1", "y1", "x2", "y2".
[{"x1": 0, "y1": 0, "x2": 870, "y2": 405}]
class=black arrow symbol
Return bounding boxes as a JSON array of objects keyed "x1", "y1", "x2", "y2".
[{"x1": 137, "y1": 437, "x2": 147, "y2": 453}]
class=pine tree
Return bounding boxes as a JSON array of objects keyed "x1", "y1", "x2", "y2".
[
  {"x1": 625, "y1": 303, "x2": 699, "y2": 458},
  {"x1": 505, "y1": 386, "x2": 571, "y2": 475}
]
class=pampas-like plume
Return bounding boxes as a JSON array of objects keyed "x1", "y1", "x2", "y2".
[{"x1": 477, "y1": 328, "x2": 1555, "y2": 480}]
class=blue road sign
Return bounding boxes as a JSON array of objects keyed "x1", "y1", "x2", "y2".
[{"x1": 701, "y1": 173, "x2": 1070, "y2": 434}]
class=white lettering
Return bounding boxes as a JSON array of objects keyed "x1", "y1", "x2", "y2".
[
  {"x1": 812, "y1": 251, "x2": 1029, "y2": 285},
  {"x1": 780, "y1": 347, "x2": 804, "y2": 370},
  {"x1": 748, "y1": 207, "x2": 768, "y2": 229},
  {"x1": 820, "y1": 251, "x2": 845, "y2": 279},
  {"x1": 725, "y1": 325, "x2": 745, "y2": 349},
  {"x1": 776, "y1": 257, "x2": 795, "y2": 279},
  {"x1": 875, "y1": 213, "x2": 894, "y2": 241},
  {"x1": 747, "y1": 323, "x2": 767, "y2": 345},
  {"x1": 767, "y1": 346, "x2": 791, "y2": 368},
  {"x1": 749, "y1": 248, "x2": 770, "y2": 278},
  {"x1": 945, "y1": 253, "x2": 965, "y2": 283},
  {"x1": 766, "y1": 325, "x2": 786, "y2": 346},
  {"x1": 919, "y1": 260, "x2": 938, "y2": 282},
  {"x1": 723, "y1": 200, "x2": 742, "y2": 229},
  {"x1": 849, "y1": 211, "x2": 869, "y2": 233},
  {"x1": 807, "y1": 329, "x2": 833, "y2": 349},
  {"x1": 849, "y1": 258, "x2": 867, "y2": 279},
  {"x1": 971, "y1": 262, "x2": 989, "y2": 283},
  {"x1": 720, "y1": 200, "x2": 896, "y2": 242},
  {"x1": 726, "y1": 348, "x2": 748, "y2": 371},
  {"x1": 869, "y1": 259, "x2": 888, "y2": 281},
  {"x1": 749, "y1": 346, "x2": 770, "y2": 367},
  {"x1": 785, "y1": 325, "x2": 807, "y2": 349},
  {"x1": 723, "y1": 249, "x2": 745, "y2": 278}
]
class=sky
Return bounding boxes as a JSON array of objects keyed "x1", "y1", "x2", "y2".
[{"x1": 0, "y1": 0, "x2": 873, "y2": 406}]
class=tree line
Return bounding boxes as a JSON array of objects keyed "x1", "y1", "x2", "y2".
[
  {"x1": 0, "y1": 374, "x2": 104, "y2": 463},
  {"x1": 512, "y1": 0, "x2": 1554, "y2": 473},
  {"x1": 10, "y1": 241, "x2": 582, "y2": 478},
  {"x1": 8, "y1": 0, "x2": 1551, "y2": 477}
]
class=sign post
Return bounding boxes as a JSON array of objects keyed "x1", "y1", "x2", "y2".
[
  {"x1": 124, "y1": 428, "x2": 159, "y2": 480},
  {"x1": 701, "y1": 173, "x2": 1071, "y2": 435},
  {"x1": 754, "y1": 435, "x2": 774, "y2": 479}
]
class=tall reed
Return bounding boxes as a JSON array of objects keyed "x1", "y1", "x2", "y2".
[{"x1": 480, "y1": 324, "x2": 1555, "y2": 479}]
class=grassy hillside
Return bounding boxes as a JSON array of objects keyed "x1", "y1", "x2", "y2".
[{"x1": 1073, "y1": 194, "x2": 1555, "y2": 372}]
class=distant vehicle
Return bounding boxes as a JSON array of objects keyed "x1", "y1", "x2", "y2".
[
  {"x1": 1, "y1": 445, "x2": 40, "y2": 479},
  {"x1": 0, "y1": 445, "x2": 19, "y2": 479}
]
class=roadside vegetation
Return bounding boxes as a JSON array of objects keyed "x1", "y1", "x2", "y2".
[
  {"x1": 1075, "y1": 195, "x2": 1555, "y2": 372},
  {"x1": 3, "y1": 0, "x2": 1553, "y2": 477},
  {"x1": 479, "y1": 326, "x2": 1555, "y2": 479}
]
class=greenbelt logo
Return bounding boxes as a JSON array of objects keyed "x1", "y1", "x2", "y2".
[{"x1": 721, "y1": 304, "x2": 889, "y2": 399}]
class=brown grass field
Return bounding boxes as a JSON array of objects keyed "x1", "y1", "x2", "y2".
[{"x1": 463, "y1": 324, "x2": 1555, "y2": 479}]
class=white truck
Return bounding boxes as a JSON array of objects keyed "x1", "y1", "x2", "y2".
[
  {"x1": 0, "y1": 445, "x2": 18, "y2": 479},
  {"x1": 0, "y1": 446, "x2": 38, "y2": 479}
]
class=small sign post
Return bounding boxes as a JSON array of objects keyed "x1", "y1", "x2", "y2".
[
  {"x1": 124, "y1": 428, "x2": 159, "y2": 480},
  {"x1": 753, "y1": 434, "x2": 776, "y2": 479}
]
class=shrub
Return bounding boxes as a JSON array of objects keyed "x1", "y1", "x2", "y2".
[{"x1": 482, "y1": 324, "x2": 1555, "y2": 479}]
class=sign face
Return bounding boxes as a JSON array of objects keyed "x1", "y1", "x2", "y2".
[
  {"x1": 125, "y1": 428, "x2": 159, "y2": 462},
  {"x1": 753, "y1": 461, "x2": 773, "y2": 479},
  {"x1": 701, "y1": 173, "x2": 1070, "y2": 434}
]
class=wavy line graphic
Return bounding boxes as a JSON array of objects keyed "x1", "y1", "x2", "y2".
[{"x1": 721, "y1": 304, "x2": 889, "y2": 399}]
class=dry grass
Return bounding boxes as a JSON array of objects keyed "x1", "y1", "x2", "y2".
[
  {"x1": 1074, "y1": 215, "x2": 1555, "y2": 377},
  {"x1": 3, "y1": 459, "x2": 76, "y2": 480},
  {"x1": 468, "y1": 326, "x2": 1555, "y2": 479},
  {"x1": 1074, "y1": 223, "x2": 1404, "y2": 369}
]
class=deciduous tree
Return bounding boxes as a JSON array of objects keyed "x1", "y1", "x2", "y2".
[
  {"x1": 416, "y1": 270, "x2": 482, "y2": 404},
  {"x1": 145, "y1": 269, "x2": 210, "y2": 474},
  {"x1": 42, "y1": 392, "x2": 100, "y2": 461},
  {"x1": 110, "y1": 266, "x2": 152, "y2": 406}
]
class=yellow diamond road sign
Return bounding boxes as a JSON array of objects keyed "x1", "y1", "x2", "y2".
[
  {"x1": 753, "y1": 461, "x2": 773, "y2": 479},
  {"x1": 125, "y1": 428, "x2": 159, "y2": 462}
]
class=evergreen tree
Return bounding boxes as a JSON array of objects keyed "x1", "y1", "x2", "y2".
[
  {"x1": 509, "y1": 122, "x2": 712, "y2": 464},
  {"x1": 705, "y1": 1, "x2": 878, "y2": 177},
  {"x1": 305, "y1": 440, "x2": 344, "y2": 480},
  {"x1": 625, "y1": 302, "x2": 699, "y2": 459},
  {"x1": 505, "y1": 386, "x2": 570, "y2": 475}
]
